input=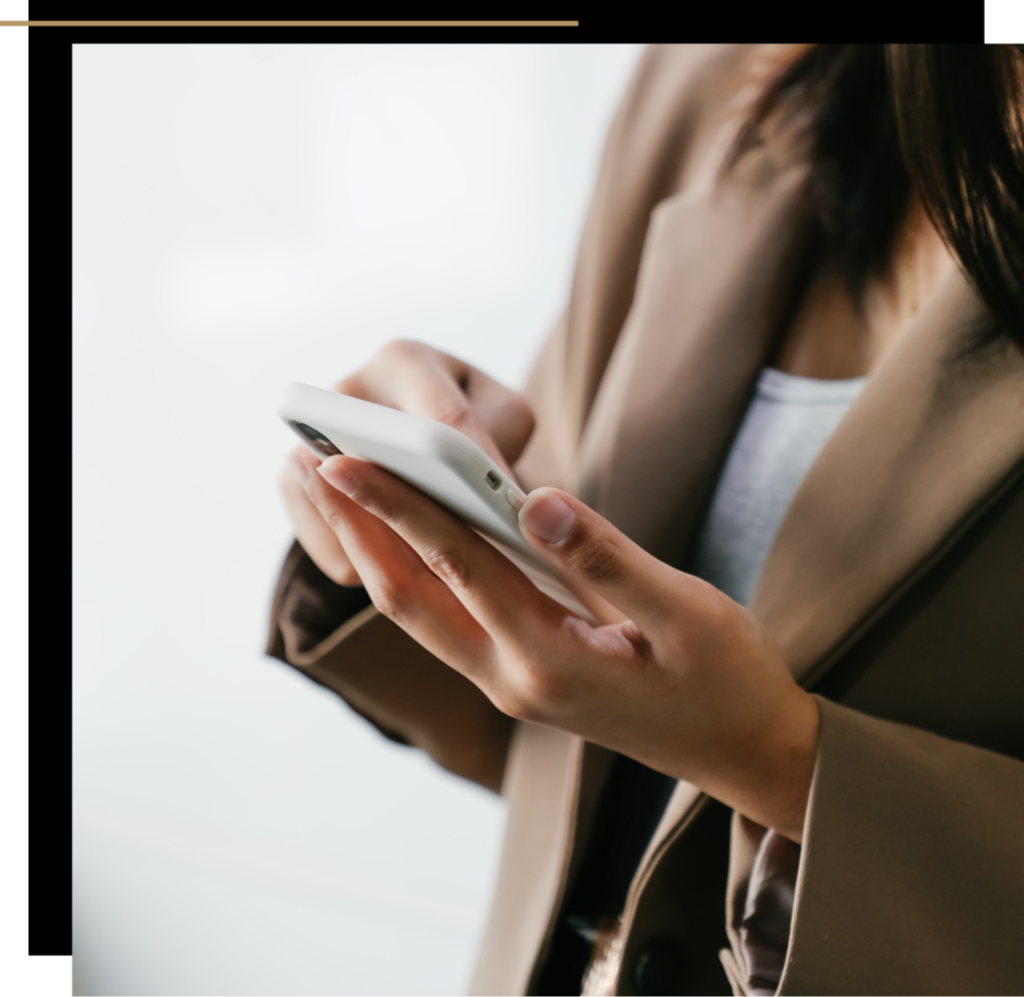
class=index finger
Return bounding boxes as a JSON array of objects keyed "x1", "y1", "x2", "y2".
[{"x1": 341, "y1": 342, "x2": 520, "y2": 482}]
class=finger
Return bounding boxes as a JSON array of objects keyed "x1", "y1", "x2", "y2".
[
  {"x1": 316, "y1": 454, "x2": 570, "y2": 648},
  {"x1": 302, "y1": 459, "x2": 497, "y2": 679},
  {"x1": 390, "y1": 354, "x2": 518, "y2": 478},
  {"x1": 343, "y1": 342, "x2": 520, "y2": 481},
  {"x1": 280, "y1": 449, "x2": 360, "y2": 586},
  {"x1": 463, "y1": 366, "x2": 535, "y2": 467},
  {"x1": 517, "y1": 488, "x2": 687, "y2": 626}
]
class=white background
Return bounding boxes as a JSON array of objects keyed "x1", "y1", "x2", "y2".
[
  {"x1": 986, "y1": 0, "x2": 1024, "y2": 40},
  {"x1": 71, "y1": 43, "x2": 644, "y2": 996}
]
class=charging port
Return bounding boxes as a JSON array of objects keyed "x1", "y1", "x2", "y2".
[{"x1": 485, "y1": 470, "x2": 502, "y2": 490}]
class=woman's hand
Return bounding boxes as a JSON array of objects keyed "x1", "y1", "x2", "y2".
[
  {"x1": 278, "y1": 340, "x2": 535, "y2": 586},
  {"x1": 290, "y1": 452, "x2": 820, "y2": 844}
]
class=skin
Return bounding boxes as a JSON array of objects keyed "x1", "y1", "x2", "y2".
[
  {"x1": 278, "y1": 193, "x2": 957, "y2": 844},
  {"x1": 773, "y1": 194, "x2": 957, "y2": 378}
]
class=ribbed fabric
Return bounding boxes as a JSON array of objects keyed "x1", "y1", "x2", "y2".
[{"x1": 689, "y1": 368, "x2": 867, "y2": 608}]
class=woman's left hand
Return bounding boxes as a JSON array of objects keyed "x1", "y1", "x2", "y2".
[{"x1": 301, "y1": 452, "x2": 820, "y2": 843}]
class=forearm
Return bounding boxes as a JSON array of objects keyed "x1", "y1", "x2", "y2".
[{"x1": 690, "y1": 685, "x2": 820, "y2": 845}]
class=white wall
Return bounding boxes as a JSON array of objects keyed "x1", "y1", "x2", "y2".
[{"x1": 72, "y1": 43, "x2": 645, "y2": 996}]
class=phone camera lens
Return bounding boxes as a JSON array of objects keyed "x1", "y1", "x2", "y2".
[{"x1": 289, "y1": 421, "x2": 342, "y2": 458}]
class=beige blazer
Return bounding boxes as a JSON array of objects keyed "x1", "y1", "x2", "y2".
[{"x1": 266, "y1": 45, "x2": 1024, "y2": 996}]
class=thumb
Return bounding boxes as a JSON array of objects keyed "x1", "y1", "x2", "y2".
[{"x1": 517, "y1": 488, "x2": 676, "y2": 624}]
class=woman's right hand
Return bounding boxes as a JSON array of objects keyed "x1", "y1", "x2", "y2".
[{"x1": 278, "y1": 339, "x2": 536, "y2": 587}]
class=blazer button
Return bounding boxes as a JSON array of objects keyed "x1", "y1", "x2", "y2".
[{"x1": 631, "y1": 937, "x2": 687, "y2": 995}]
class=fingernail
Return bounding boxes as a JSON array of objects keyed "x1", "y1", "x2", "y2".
[
  {"x1": 285, "y1": 451, "x2": 310, "y2": 485},
  {"x1": 520, "y1": 492, "x2": 575, "y2": 545},
  {"x1": 317, "y1": 459, "x2": 357, "y2": 496}
]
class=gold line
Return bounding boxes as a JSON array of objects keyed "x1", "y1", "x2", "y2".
[{"x1": 0, "y1": 20, "x2": 578, "y2": 27}]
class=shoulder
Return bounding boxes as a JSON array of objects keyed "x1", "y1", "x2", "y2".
[
  {"x1": 628, "y1": 44, "x2": 754, "y2": 96},
  {"x1": 611, "y1": 45, "x2": 759, "y2": 142},
  {"x1": 591, "y1": 45, "x2": 768, "y2": 214}
]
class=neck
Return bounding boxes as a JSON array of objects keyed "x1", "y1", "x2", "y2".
[{"x1": 772, "y1": 199, "x2": 958, "y2": 379}]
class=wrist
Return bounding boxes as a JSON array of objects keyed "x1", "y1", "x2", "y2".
[
  {"x1": 759, "y1": 688, "x2": 820, "y2": 843},
  {"x1": 699, "y1": 687, "x2": 820, "y2": 844}
]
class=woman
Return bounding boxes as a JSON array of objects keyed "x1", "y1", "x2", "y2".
[{"x1": 267, "y1": 45, "x2": 1024, "y2": 995}]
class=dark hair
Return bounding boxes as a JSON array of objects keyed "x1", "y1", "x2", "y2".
[{"x1": 730, "y1": 44, "x2": 1024, "y2": 352}]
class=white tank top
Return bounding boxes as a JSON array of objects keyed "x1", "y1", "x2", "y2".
[{"x1": 690, "y1": 366, "x2": 867, "y2": 608}]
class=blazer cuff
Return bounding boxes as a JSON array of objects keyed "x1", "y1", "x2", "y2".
[
  {"x1": 264, "y1": 539, "x2": 410, "y2": 746},
  {"x1": 778, "y1": 695, "x2": 1024, "y2": 995},
  {"x1": 265, "y1": 538, "x2": 374, "y2": 663}
]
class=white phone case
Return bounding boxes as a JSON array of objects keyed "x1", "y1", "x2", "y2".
[{"x1": 278, "y1": 382, "x2": 597, "y2": 624}]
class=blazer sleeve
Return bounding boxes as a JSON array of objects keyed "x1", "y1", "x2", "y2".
[
  {"x1": 264, "y1": 539, "x2": 403, "y2": 743},
  {"x1": 776, "y1": 694, "x2": 1024, "y2": 995}
]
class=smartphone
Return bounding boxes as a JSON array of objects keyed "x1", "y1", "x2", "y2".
[{"x1": 278, "y1": 381, "x2": 598, "y2": 624}]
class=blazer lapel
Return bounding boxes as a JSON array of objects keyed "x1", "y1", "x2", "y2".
[
  {"x1": 575, "y1": 142, "x2": 815, "y2": 569},
  {"x1": 749, "y1": 268, "x2": 1024, "y2": 684}
]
